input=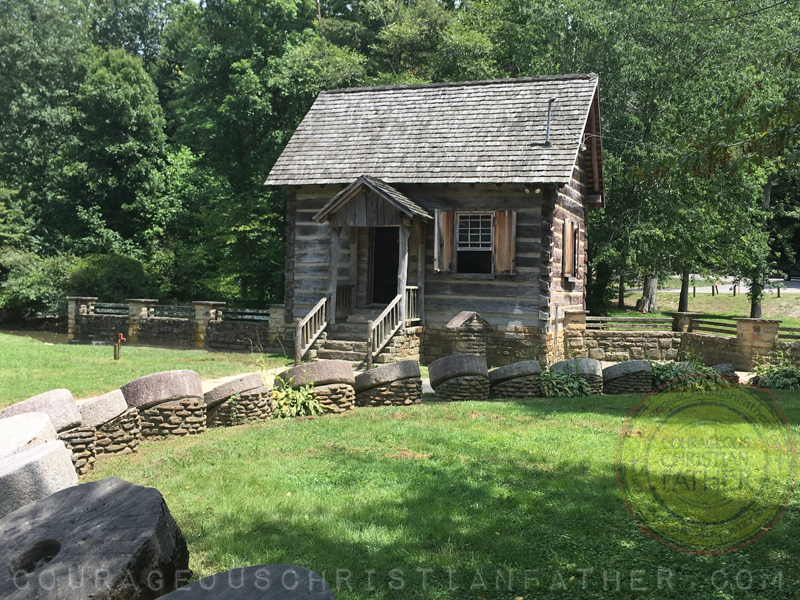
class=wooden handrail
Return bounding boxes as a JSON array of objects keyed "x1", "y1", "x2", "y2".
[
  {"x1": 295, "y1": 294, "x2": 330, "y2": 365},
  {"x1": 366, "y1": 294, "x2": 404, "y2": 368}
]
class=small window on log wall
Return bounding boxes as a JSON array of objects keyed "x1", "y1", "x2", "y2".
[
  {"x1": 562, "y1": 219, "x2": 579, "y2": 280},
  {"x1": 434, "y1": 209, "x2": 516, "y2": 275}
]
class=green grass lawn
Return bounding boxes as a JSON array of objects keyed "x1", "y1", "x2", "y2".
[
  {"x1": 608, "y1": 292, "x2": 800, "y2": 328},
  {"x1": 87, "y1": 392, "x2": 800, "y2": 599},
  {"x1": 0, "y1": 333, "x2": 292, "y2": 408}
]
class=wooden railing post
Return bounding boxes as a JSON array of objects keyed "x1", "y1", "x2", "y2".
[
  {"x1": 398, "y1": 224, "x2": 409, "y2": 326},
  {"x1": 366, "y1": 320, "x2": 374, "y2": 369},
  {"x1": 295, "y1": 317, "x2": 303, "y2": 365}
]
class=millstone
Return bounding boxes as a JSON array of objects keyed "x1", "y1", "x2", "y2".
[
  {"x1": 0, "y1": 413, "x2": 57, "y2": 461},
  {"x1": 0, "y1": 389, "x2": 81, "y2": 433},
  {"x1": 551, "y1": 358, "x2": 603, "y2": 378},
  {"x1": 428, "y1": 355, "x2": 488, "y2": 389},
  {"x1": 0, "y1": 477, "x2": 190, "y2": 599},
  {"x1": 159, "y1": 565, "x2": 334, "y2": 600},
  {"x1": 354, "y1": 360, "x2": 421, "y2": 393},
  {"x1": 602, "y1": 360, "x2": 651, "y2": 383},
  {"x1": 0, "y1": 441, "x2": 77, "y2": 519},
  {"x1": 275, "y1": 360, "x2": 355, "y2": 390},
  {"x1": 204, "y1": 373, "x2": 265, "y2": 409},
  {"x1": 79, "y1": 389, "x2": 128, "y2": 428},
  {"x1": 121, "y1": 370, "x2": 203, "y2": 410},
  {"x1": 488, "y1": 360, "x2": 541, "y2": 385}
]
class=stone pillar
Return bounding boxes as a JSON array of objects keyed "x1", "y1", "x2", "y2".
[
  {"x1": 671, "y1": 312, "x2": 702, "y2": 333},
  {"x1": 268, "y1": 304, "x2": 285, "y2": 347},
  {"x1": 127, "y1": 299, "x2": 158, "y2": 344},
  {"x1": 564, "y1": 310, "x2": 588, "y2": 331},
  {"x1": 445, "y1": 311, "x2": 494, "y2": 358},
  {"x1": 736, "y1": 318, "x2": 781, "y2": 369},
  {"x1": 66, "y1": 297, "x2": 97, "y2": 342},
  {"x1": 193, "y1": 301, "x2": 226, "y2": 348}
]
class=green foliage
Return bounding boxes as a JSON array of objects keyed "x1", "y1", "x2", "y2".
[
  {"x1": 650, "y1": 356, "x2": 733, "y2": 392},
  {"x1": 0, "y1": 249, "x2": 75, "y2": 319},
  {"x1": 271, "y1": 379, "x2": 328, "y2": 418},
  {"x1": 751, "y1": 350, "x2": 800, "y2": 390},
  {"x1": 68, "y1": 253, "x2": 156, "y2": 302},
  {"x1": 539, "y1": 368, "x2": 591, "y2": 398}
]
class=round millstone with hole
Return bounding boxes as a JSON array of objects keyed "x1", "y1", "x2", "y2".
[
  {"x1": 0, "y1": 477, "x2": 190, "y2": 599},
  {"x1": 121, "y1": 370, "x2": 203, "y2": 410},
  {"x1": 159, "y1": 565, "x2": 334, "y2": 600},
  {"x1": 354, "y1": 361, "x2": 421, "y2": 394},
  {"x1": 0, "y1": 413, "x2": 57, "y2": 461},
  {"x1": 79, "y1": 389, "x2": 128, "y2": 429},
  {"x1": 428, "y1": 355, "x2": 488, "y2": 389},
  {"x1": 275, "y1": 361, "x2": 355, "y2": 390},
  {"x1": 488, "y1": 360, "x2": 541, "y2": 385},
  {"x1": 204, "y1": 373, "x2": 265, "y2": 409},
  {"x1": 0, "y1": 441, "x2": 78, "y2": 519},
  {"x1": 0, "y1": 390, "x2": 81, "y2": 433}
]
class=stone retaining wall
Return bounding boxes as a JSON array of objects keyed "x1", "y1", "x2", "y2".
[
  {"x1": 72, "y1": 314, "x2": 127, "y2": 345},
  {"x1": 604, "y1": 372, "x2": 654, "y2": 395},
  {"x1": 313, "y1": 383, "x2": 355, "y2": 413},
  {"x1": 356, "y1": 377, "x2": 423, "y2": 407},
  {"x1": 137, "y1": 317, "x2": 195, "y2": 348},
  {"x1": 375, "y1": 326, "x2": 422, "y2": 364},
  {"x1": 95, "y1": 408, "x2": 141, "y2": 457},
  {"x1": 682, "y1": 333, "x2": 744, "y2": 368},
  {"x1": 434, "y1": 375, "x2": 490, "y2": 402},
  {"x1": 206, "y1": 321, "x2": 274, "y2": 352},
  {"x1": 567, "y1": 330, "x2": 682, "y2": 362},
  {"x1": 57, "y1": 426, "x2": 96, "y2": 475},
  {"x1": 490, "y1": 375, "x2": 541, "y2": 399},
  {"x1": 207, "y1": 387, "x2": 273, "y2": 427},
  {"x1": 423, "y1": 323, "x2": 548, "y2": 367},
  {"x1": 140, "y1": 399, "x2": 206, "y2": 438}
]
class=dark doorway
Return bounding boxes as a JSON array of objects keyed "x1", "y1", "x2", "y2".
[{"x1": 371, "y1": 227, "x2": 399, "y2": 305}]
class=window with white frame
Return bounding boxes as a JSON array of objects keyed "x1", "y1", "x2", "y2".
[{"x1": 456, "y1": 213, "x2": 493, "y2": 274}]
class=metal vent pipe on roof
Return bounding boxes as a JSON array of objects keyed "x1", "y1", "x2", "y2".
[{"x1": 533, "y1": 97, "x2": 557, "y2": 148}]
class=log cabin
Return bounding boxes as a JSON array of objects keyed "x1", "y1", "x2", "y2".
[{"x1": 265, "y1": 74, "x2": 604, "y2": 367}]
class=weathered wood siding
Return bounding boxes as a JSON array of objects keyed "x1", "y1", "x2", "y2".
[{"x1": 394, "y1": 183, "x2": 543, "y2": 330}]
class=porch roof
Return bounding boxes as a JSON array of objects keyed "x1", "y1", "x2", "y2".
[{"x1": 313, "y1": 175, "x2": 432, "y2": 223}]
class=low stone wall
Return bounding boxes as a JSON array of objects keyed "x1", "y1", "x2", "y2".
[
  {"x1": 567, "y1": 330, "x2": 682, "y2": 362},
  {"x1": 95, "y1": 408, "x2": 141, "y2": 457},
  {"x1": 490, "y1": 375, "x2": 541, "y2": 399},
  {"x1": 682, "y1": 333, "x2": 745, "y2": 369},
  {"x1": 313, "y1": 383, "x2": 355, "y2": 413},
  {"x1": 137, "y1": 317, "x2": 194, "y2": 348},
  {"x1": 356, "y1": 377, "x2": 423, "y2": 407},
  {"x1": 375, "y1": 326, "x2": 422, "y2": 364},
  {"x1": 423, "y1": 323, "x2": 547, "y2": 367},
  {"x1": 57, "y1": 426, "x2": 96, "y2": 475},
  {"x1": 72, "y1": 314, "x2": 127, "y2": 345},
  {"x1": 207, "y1": 387, "x2": 273, "y2": 427},
  {"x1": 434, "y1": 375, "x2": 490, "y2": 402},
  {"x1": 604, "y1": 372, "x2": 654, "y2": 395},
  {"x1": 207, "y1": 320, "x2": 273, "y2": 352},
  {"x1": 777, "y1": 341, "x2": 800, "y2": 364},
  {"x1": 140, "y1": 399, "x2": 206, "y2": 438}
]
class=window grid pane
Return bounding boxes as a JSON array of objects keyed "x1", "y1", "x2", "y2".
[{"x1": 457, "y1": 214, "x2": 492, "y2": 250}]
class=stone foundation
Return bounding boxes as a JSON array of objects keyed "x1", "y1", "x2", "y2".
[
  {"x1": 95, "y1": 408, "x2": 142, "y2": 457},
  {"x1": 423, "y1": 324, "x2": 548, "y2": 367},
  {"x1": 490, "y1": 374, "x2": 541, "y2": 399},
  {"x1": 57, "y1": 425, "x2": 96, "y2": 475},
  {"x1": 356, "y1": 377, "x2": 423, "y2": 407},
  {"x1": 313, "y1": 383, "x2": 356, "y2": 413},
  {"x1": 140, "y1": 398, "x2": 206, "y2": 438},
  {"x1": 375, "y1": 326, "x2": 422, "y2": 364},
  {"x1": 207, "y1": 387, "x2": 273, "y2": 427},
  {"x1": 603, "y1": 372, "x2": 654, "y2": 395},
  {"x1": 434, "y1": 375, "x2": 490, "y2": 402}
]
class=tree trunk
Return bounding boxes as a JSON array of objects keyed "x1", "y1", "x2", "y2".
[
  {"x1": 618, "y1": 273, "x2": 625, "y2": 309},
  {"x1": 642, "y1": 274, "x2": 658, "y2": 313},
  {"x1": 750, "y1": 179, "x2": 772, "y2": 319},
  {"x1": 678, "y1": 269, "x2": 690, "y2": 312}
]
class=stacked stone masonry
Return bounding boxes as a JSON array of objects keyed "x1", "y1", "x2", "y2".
[
  {"x1": 313, "y1": 383, "x2": 356, "y2": 413},
  {"x1": 356, "y1": 378, "x2": 423, "y2": 407},
  {"x1": 137, "y1": 317, "x2": 195, "y2": 348},
  {"x1": 567, "y1": 330, "x2": 682, "y2": 362},
  {"x1": 95, "y1": 408, "x2": 142, "y2": 457},
  {"x1": 375, "y1": 326, "x2": 422, "y2": 364},
  {"x1": 140, "y1": 398, "x2": 206, "y2": 438},
  {"x1": 435, "y1": 376, "x2": 490, "y2": 402},
  {"x1": 207, "y1": 387, "x2": 274, "y2": 427},
  {"x1": 423, "y1": 325, "x2": 548, "y2": 366},
  {"x1": 57, "y1": 426, "x2": 96, "y2": 475},
  {"x1": 604, "y1": 371, "x2": 654, "y2": 395},
  {"x1": 490, "y1": 375, "x2": 541, "y2": 399},
  {"x1": 206, "y1": 320, "x2": 273, "y2": 352},
  {"x1": 73, "y1": 314, "x2": 128, "y2": 345}
]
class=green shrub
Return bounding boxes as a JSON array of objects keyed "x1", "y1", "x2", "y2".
[
  {"x1": 271, "y1": 379, "x2": 328, "y2": 418},
  {"x1": 751, "y1": 351, "x2": 800, "y2": 390},
  {"x1": 650, "y1": 360, "x2": 733, "y2": 392},
  {"x1": 68, "y1": 253, "x2": 157, "y2": 302},
  {"x1": 539, "y1": 368, "x2": 591, "y2": 398},
  {"x1": 0, "y1": 249, "x2": 75, "y2": 319}
]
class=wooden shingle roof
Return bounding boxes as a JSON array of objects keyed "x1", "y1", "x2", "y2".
[
  {"x1": 265, "y1": 74, "x2": 600, "y2": 186},
  {"x1": 314, "y1": 175, "x2": 432, "y2": 223}
]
